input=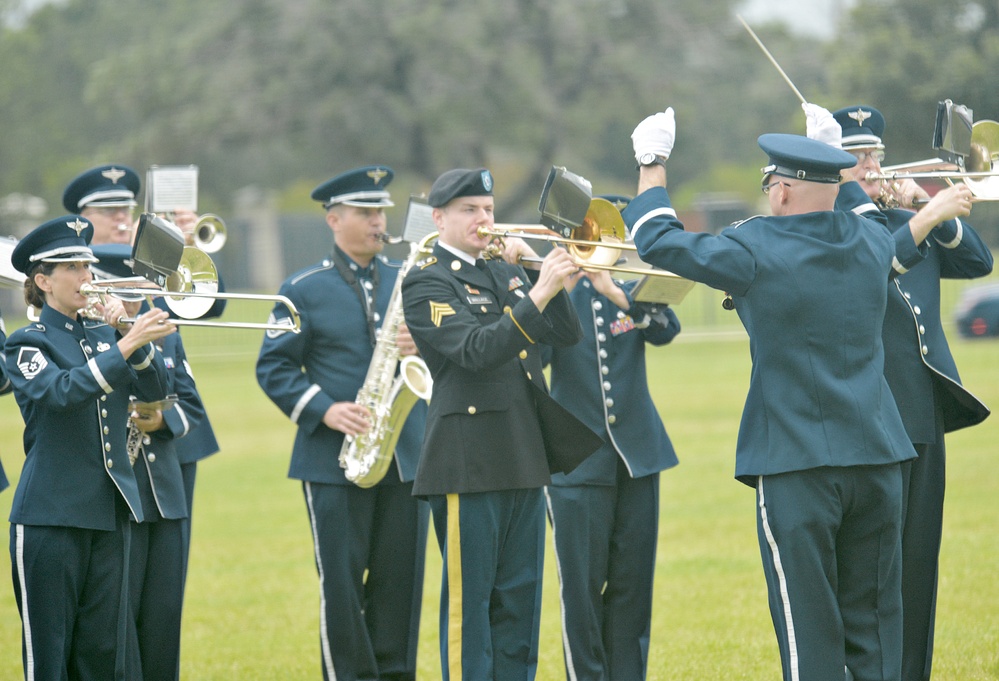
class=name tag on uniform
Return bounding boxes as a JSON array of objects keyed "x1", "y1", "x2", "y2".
[
  {"x1": 467, "y1": 295, "x2": 493, "y2": 306},
  {"x1": 610, "y1": 315, "x2": 636, "y2": 336}
]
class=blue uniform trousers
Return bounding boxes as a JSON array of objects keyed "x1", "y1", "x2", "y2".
[
  {"x1": 900, "y1": 432, "x2": 946, "y2": 681},
  {"x1": 10, "y1": 516, "x2": 133, "y2": 681},
  {"x1": 757, "y1": 464, "x2": 903, "y2": 681},
  {"x1": 545, "y1": 464, "x2": 659, "y2": 681},
  {"x1": 304, "y1": 480, "x2": 428, "y2": 681},
  {"x1": 429, "y1": 489, "x2": 546, "y2": 681},
  {"x1": 126, "y1": 517, "x2": 186, "y2": 681}
]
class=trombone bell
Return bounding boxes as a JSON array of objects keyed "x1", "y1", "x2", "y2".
[{"x1": 165, "y1": 247, "x2": 219, "y2": 319}]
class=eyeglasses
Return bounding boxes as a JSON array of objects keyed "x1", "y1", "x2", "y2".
[
  {"x1": 761, "y1": 180, "x2": 789, "y2": 195},
  {"x1": 848, "y1": 149, "x2": 885, "y2": 164},
  {"x1": 90, "y1": 205, "x2": 134, "y2": 217}
]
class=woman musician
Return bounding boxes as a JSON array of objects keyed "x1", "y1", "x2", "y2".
[{"x1": 4, "y1": 216, "x2": 175, "y2": 680}]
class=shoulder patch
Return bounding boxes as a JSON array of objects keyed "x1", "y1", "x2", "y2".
[{"x1": 16, "y1": 346, "x2": 47, "y2": 379}]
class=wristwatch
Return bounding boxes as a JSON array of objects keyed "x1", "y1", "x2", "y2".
[{"x1": 637, "y1": 153, "x2": 667, "y2": 170}]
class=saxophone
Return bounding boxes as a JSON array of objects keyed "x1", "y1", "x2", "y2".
[{"x1": 339, "y1": 241, "x2": 432, "y2": 488}]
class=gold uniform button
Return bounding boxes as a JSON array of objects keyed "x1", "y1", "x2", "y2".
[
  {"x1": 503, "y1": 306, "x2": 512, "y2": 314},
  {"x1": 148, "y1": 453, "x2": 156, "y2": 463},
  {"x1": 106, "y1": 458, "x2": 113, "y2": 468},
  {"x1": 468, "y1": 406, "x2": 477, "y2": 415},
  {"x1": 481, "y1": 306, "x2": 487, "y2": 313},
  {"x1": 519, "y1": 350, "x2": 528, "y2": 359},
  {"x1": 104, "y1": 443, "x2": 112, "y2": 452},
  {"x1": 451, "y1": 260, "x2": 462, "y2": 271}
]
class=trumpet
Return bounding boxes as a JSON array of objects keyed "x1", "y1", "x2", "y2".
[{"x1": 191, "y1": 213, "x2": 227, "y2": 253}]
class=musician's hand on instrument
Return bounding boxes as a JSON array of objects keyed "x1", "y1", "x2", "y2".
[
  {"x1": 908, "y1": 183, "x2": 974, "y2": 245},
  {"x1": 893, "y1": 178, "x2": 930, "y2": 209},
  {"x1": 631, "y1": 107, "x2": 675, "y2": 161},
  {"x1": 584, "y1": 268, "x2": 630, "y2": 309},
  {"x1": 802, "y1": 102, "x2": 842, "y2": 147},
  {"x1": 396, "y1": 323, "x2": 419, "y2": 357},
  {"x1": 130, "y1": 408, "x2": 164, "y2": 433},
  {"x1": 501, "y1": 237, "x2": 540, "y2": 268},
  {"x1": 923, "y1": 183, "x2": 973, "y2": 222},
  {"x1": 101, "y1": 300, "x2": 129, "y2": 330},
  {"x1": 323, "y1": 402, "x2": 371, "y2": 436},
  {"x1": 529, "y1": 248, "x2": 577, "y2": 311},
  {"x1": 125, "y1": 308, "x2": 176, "y2": 342}
]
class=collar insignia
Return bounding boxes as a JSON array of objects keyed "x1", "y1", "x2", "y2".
[
  {"x1": 67, "y1": 218, "x2": 87, "y2": 236},
  {"x1": 429, "y1": 301, "x2": 456, "y2": 327},
  {"x1": 848, "y1": 108, "x2": 872, "y2": 125},
  {"x1": 102, "y1": 167, "x2": 126, "y2": 184},
  {"x1": 96, "y1": 342, "x2": 111, "y2": 352},
  {"x1": 367, "y1": 168, "x2": 389, "y2": 185}
]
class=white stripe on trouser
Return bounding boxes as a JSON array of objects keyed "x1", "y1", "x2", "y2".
[
  {"x1": 14, "y1": 524, "x2": 35, "y2": 681},
  {"x1": 305, "y1": 482, "x2": 337, "y2": 680},
  {"x1": 757, "y1": 476, "x2": 799, "y2": 681},
  {"x1": 543, "y1": 488, "x2": 578, "y2": 681}
]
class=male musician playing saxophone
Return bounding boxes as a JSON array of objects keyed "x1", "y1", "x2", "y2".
[
  {"x1": 401, "y1": 168, "x2": 601, "y2": 681},
  {"x1": 256, "y1": 166, "x2": 429, "y2": 681},
  {"x1": 806, "y1": 103, "x2": 993, "y2": 681},
  {"x1": 624, "y1": 108, "x2": 969, "y2": 681}
]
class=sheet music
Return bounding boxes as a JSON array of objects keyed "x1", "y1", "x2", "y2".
[{"x1": 146, "y1": 165, "x2": 199, "y2": 214}]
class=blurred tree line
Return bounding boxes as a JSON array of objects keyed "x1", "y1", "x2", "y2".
[{"x1": 0, "y1": 0, "x2": 997, "y2": 242}]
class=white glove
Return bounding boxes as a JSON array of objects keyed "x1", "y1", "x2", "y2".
[
  {"x1": 802, "y1": 102, "x2": 842, "y2": 148},
  {"x1": 631, "y1": 107, "x2": 676, "y2": 162}
]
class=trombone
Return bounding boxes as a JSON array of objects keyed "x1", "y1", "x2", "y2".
[
  {"x1": 865, "y1": 120, "x2": 999, "y2": 201},
  {"x1": 81, "y1": 247, "x2": 301, "y2": 333},
  {"x1": 479, "y1": 197, "x2": 684, "y2": 280}
]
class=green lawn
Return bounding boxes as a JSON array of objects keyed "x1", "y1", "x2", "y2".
[{"x1": 0, "y1": 284, "x2": 996, "y2": 679}]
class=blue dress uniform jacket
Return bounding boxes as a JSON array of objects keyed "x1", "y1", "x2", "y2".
[
  {"x1": 134, "y1": 314, "x2": 206, "y2": 522},
  {"x1": 624, "y1": 182, "x2": 922, "y2": 486},
  {"x1": 5, "y1": 305, "x2": 169, "y2": 528},
  {"x1": 401, "y1": 243, "x2": 599, "y2": 496},
  {"x1": 545, "y1": 278, "x2": 680, "y2": 485},
  {"x1": 257, "y1": 252, "x2": 426, "y2": 484},
  {"x1": 878, "y1": 211, "x2": 990, "y2": 438}
]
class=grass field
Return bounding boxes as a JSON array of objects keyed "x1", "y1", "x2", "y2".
[{"x1": 0, "y1": 281, "x2": 996, "y2": 679}]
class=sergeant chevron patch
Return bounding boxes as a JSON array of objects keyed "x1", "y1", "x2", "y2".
[{"x1": 429, "y1": 301, "x2": 456, "y2": 327}]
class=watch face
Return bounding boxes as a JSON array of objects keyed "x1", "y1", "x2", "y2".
[{"x1": 640, "y1": 153, "x2": 656, "y2": 164}]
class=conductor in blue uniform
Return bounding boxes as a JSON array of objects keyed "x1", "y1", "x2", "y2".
[
  {"x1": 535, "y1": 195, "x2": 681, "y2": 681},
  {"x1": 401, "y1": 168, "x2": 602, "y2": 681},
  {"x1": 827, "y1": 104, "x2": 992, "y2": 681},
  {"x1": 4, "y1": 216, "x2": 175, "y2": 680},
  {"x1": 256, "y1": 166, "x2": 429, "y2": 681},
  {"x1": 623, "y1": 108, "x2": 972, "y2": 680}
]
